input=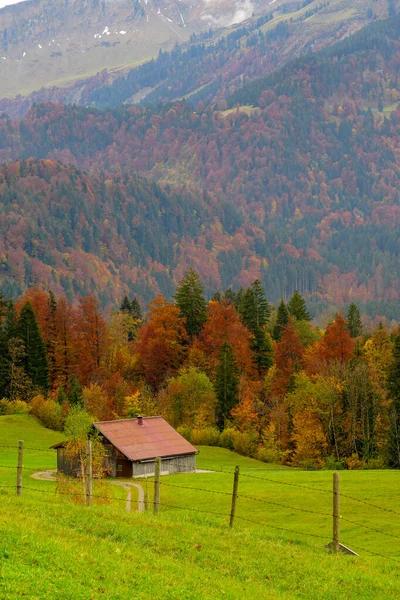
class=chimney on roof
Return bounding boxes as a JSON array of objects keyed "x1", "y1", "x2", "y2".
[{"x1": 137, "y1": 415, "x2": 143, "y2": 426}]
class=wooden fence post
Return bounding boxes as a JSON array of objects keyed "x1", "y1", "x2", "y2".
[
  {"x1": 144, "y1": 477, "x2": 149, "y2": 511},
  {"x1": 16, "y1": 440, "x2": 23, "y2": 497},
  {"x1": 85, "y1": 440, "x2": 93, "y2": 506},
  {"x1": 153, "y1": 457, "x2": 161, "y2": 515},
  {"x1": 333, "y1": 472, "x2": 340, "y2": 553},
  {"x1": 229, "y1": 465, "x2": 240, "y2": 527}
]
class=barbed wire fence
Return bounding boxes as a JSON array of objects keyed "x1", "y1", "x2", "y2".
[{"x1": 0, "y1": 441, "x2": 399, "y2": 564}]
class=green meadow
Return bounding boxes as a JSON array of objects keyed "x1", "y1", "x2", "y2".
[{"x1": 0, "y1": 414, "x2": 399, "y2": 599}]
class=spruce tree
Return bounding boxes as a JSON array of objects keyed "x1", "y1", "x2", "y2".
[
  {"x1": 174, "y1": 268, "x2": 207, "y2": 338},
  {"x1": 0, "y1": 301, "x2": 18, "y2": 397},
  {"x1": 7, "y1": 337, "x2": 32, "y2": 401},
  {"x1": 57, "y1": 385, "x2": 68, "y2": 405},
  {"x1": 223, "y1": 288, "x2": 236, "y2": 305},
  {"x1": 273, "y1": 299, "x2": 289, "y2": 341},
  {"x1": 119, "y1": 295, "x2": 142, "y2": 341},
  {"x1": 120, "y1": 295, "x2": 131, "y2": 313},
  {"x1": 17, "y1": 301, "x2": 49, "y2": 391},
  {"x1": 68, "y1": 377, "x2": 83, "y2": 407},
  {"x1": 239, "y1": 280, "x2": 272, "y2": 375},
  {"x1": 215, "y1": 342, "x2": 239, "y2": 430},
  {"x1": 240, "y1": 280, "x2": 270, "y2": 330},
  {"x1": 287, "y1": 291, "x2": 310, "y2": 321},
  {"x1": 130, "y1": 296, "x2": 142, "y2": 322},
  {"x1": 347, "y1": 302, "x2": 362, "y2": 338},
  {"x1": 387, "y1": 335, "x2": 400, "y2": 468}
]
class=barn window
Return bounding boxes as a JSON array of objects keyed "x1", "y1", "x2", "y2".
[{"x1": 117, "y1": 464, "x2": 122, "y2": 472}]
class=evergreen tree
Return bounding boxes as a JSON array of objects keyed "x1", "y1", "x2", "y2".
[
  {"x1": 57, "y1": 385, "x2": 68, "y2": 405},
  {"x1": 223, "y1": 287, "x2": 236, "y2": 305},
  {"x1": 17, "y1": 301, "x2": 49, "y2": 391},
  {"x1": 174, "y1": 268, "x2": 207, "y2": 338},
  {"x1": 287, "y1": 291, "x2": 310, "y2": 321},
  {"x1": 239, "y1": 280, "x2": 272, "y2": 375},
  {"x1": 387, "y1": 335, "x2": 400, "y2": 468},
  {"x1": 347, "y1": 302, "x2": 362, "y2": 338},
  {"x1": 130, "y1": 296, "x2": 142, "y2": 322},
  {"x1": 7, "y1": 337, "x2": 32, "y2": 401},
  {"x1": 119, "y1": 295, "x2": 142, "y2": 341},
  {"x1": 211, "y1": 291, "x2": 222, "y2": 302},
  {"x1": 0, "y1": 301, "x2": 18, "y2": 397},
  {"x1": 120, "y1": 295, "x2": 131, "y2": 313},
  {"x1": 215, "y1": 342, "x2": 239, "y2": 430},
  {"x1": 68, "y1": 376, "x2": 83, "y2": 407},
  {"x1": 273, "y1": 299, "x2": 289, "y2": 341},
  {"x1": 239, "y1": 280, "x2": 270, "y2": 330}
]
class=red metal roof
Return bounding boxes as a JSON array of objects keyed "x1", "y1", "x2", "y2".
[{"x1": 93, "y1": 417, "x2": 197, "y2": 462}]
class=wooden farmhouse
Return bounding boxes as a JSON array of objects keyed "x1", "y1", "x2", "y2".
[{"x1": 52, "y1": 416, "x2": 197, "y2": 478}]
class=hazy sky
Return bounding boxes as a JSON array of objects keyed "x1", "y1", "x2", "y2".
[{"x1": 0, "y1": 0, "x2": 26, "y2": 8}]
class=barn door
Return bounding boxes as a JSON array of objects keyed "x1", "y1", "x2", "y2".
[{"x1": 116, "y1": 459, "x2": 133, "y2": 478}]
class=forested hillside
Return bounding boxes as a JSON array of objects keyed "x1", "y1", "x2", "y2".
[
  {"x1": 0, "y1": 159, "x2": 218, "y2": 307},
  {"x1": 1, "y1": 14, "x2": 400, "y2": 313},
  {"x1": 1, "y1": 278, "x2": 400, "y2": 471}
]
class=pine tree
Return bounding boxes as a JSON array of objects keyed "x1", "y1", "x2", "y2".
[
  {"x1": 215, "y1": 342, "x2": 239, "y2": 430},
  {"x1": 174, "y1": 268, "x2": 207, "y2": 338},
  {"x1": 17, "y1": 301, "x2": 49, "y2": 391},
  {"x1": 273, "y1": 299, "x2": 289, "y2": 341},
  {"x1": 287, "y1": 291, "x2": 310, "y2": 321},
  {"x1": 68, "y1": 376, "x2": 83, "y2": 407},
  {"x1": 347, "y1": 302, "x2": 362, "y2": 338},
  {"x1": 387, "y1": 335, "x2": 400, "y2": 468}
]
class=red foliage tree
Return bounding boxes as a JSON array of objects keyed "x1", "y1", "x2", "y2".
[{"x1": 271, "y1": 320, "x2": 304, "y2": 398}]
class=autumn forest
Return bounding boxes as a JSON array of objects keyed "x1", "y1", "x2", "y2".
[{"x1": 1, "y1": 272, "x2": 400, "y2": 470}]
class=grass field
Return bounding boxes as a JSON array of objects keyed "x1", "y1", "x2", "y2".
[{"x1": 0, "y1": 415, "x2": 399, "y2": 599}]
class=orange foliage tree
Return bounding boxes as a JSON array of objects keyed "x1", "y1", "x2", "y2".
[
  {"x1": 194, "y1": 300, "x2": 255, "y2": 378},
  {"x1": 319, "y1": 315, "x2": 355, "y2": 364},
  {"x1": 135, "y1": 296, "x2": 188, "y2": 390},
  {"x1": 73, "y1": 296, "x2": 109, "y2": 386}
]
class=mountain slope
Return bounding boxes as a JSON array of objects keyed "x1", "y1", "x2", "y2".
[
  {"x1": 1, "y1": 12, "x2": 400, "y2": 314},
  {"x1": 0, "y1": 158, "x2": 223, "y2": 308},
  {"x1": 0, "y1": 0, "x2": 396, "y2": 115},
  {"x1": 0, "y1": 0, "x2": 275, "y2": 99}
]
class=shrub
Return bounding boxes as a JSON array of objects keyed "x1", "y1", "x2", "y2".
[
  {"x1": 323, "y1": 456, "x2": 346, "y2": 470},
  {"x1": 346, "y1": 454, "x2": 364, "y2": 470},
  {"x1": 191, "y1": 427, "x2": 220, "y2": 446},
  {"x1": 257, "y1": 446, "x2": 280, "y2": 464},
  {"x1": 219, "y1": 428, "x2": 236, "y2": 450},
  {"x1": 177, "y1": 426, "x2": 192, "y2": 442},
  {"x1": 364, "y1": 457, "x2": 387, "y2": 470},
  {"x1": 31, "y1": 395, "x2": 64, "y2": 431},
  {"x1": 231, "y1": 431, "x2": 257, "y2": 457},
  {"x1": 0, "y1": 398, "x2": 31, "y2": 415}
]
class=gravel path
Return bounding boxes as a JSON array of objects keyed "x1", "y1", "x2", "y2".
[{"x1": 110, "y1": 481, "x2": 145, "y2": 513}]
